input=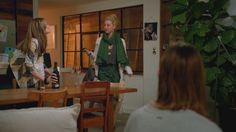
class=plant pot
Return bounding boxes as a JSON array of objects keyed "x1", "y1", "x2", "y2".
[{"x1": 218, "y1": 106, "x2": 236, "y2": 132}]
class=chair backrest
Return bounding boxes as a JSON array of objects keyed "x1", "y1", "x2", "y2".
[
  {"x1": 28, "y1": 88, "x2": 68, "y2": 107},
  {"x1": 79, "y1": 81, "x2": 110, "y2": 131},
  {"x1": 39, "y1": 88, "x2": 68, "y2": 107}
]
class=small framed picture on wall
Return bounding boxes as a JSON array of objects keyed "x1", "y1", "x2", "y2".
[{"x1": 144, "y1": 22, "x2": 157, "y2": 41}]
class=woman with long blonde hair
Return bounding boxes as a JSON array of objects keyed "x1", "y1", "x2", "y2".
[
  {"x1": 87, "y1": 14, "x2": 133, "y2": 82},
  {"x1": 10, "y1": 18, "x2": 56, "y2": 88},
  {"x1": 84, "y1": 14, "x2": 133, "y2": 129}
]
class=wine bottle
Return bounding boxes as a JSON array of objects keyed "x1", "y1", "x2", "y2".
[{"x1": 52, "y1": 62, "x2": 60, "y2": 89}]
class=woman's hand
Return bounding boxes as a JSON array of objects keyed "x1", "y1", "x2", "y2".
[{"x1": 125, "y1": 66, "x2": 133, "y2": 77}]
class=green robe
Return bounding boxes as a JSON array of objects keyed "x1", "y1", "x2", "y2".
[{"x1": 96, "y1": 33, "x2": 129, "y2": 82}]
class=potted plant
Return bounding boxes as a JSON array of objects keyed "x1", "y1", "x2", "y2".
[{"x1": 169, "y1": 0, "x2": 236, "y2": 131}]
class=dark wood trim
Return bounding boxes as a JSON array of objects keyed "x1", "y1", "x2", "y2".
[
  {"x1": 160, "y1": 0, "x2": 172, "y2": 55},
  {"x1": 62, "y1": 16, "x2": 65, "y2": 67}
]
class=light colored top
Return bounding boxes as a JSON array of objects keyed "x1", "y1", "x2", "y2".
[
  {"x1": 25, "y1": 38, "x2": 45, "y2": 81},
  {"x1": 10, "y1": 38, "x2": 45, "y2": 88},
  {"x1": 124, "y1": 104, "x2": 222, "y2": 132}
]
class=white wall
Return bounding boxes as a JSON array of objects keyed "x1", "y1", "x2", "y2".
[
  {"x1": 39, "y1": 0, "x2": 160, "y2": 113},
  {"x1": 33, "y1": 0, "x2": 38, "y2": 18}
]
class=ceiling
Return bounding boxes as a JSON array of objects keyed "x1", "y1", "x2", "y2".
[{"x1": 39, "y1": 0, "x2": 105, "y2": 10}]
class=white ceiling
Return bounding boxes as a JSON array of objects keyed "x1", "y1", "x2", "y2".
[{"x1": 39, "y1": 0, "x2": 105, "y2": 10}]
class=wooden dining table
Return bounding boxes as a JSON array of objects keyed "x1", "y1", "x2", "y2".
[{"x1": 0, "y1": 86, "x2": 137, "y2": 132}]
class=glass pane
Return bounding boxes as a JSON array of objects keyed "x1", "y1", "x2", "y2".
[
  {"x1": 64, "y1": 15, "x2": 80, "y2": 33},
  {"x1": 101, "y1": 9, "x2": 121, "y2": 30},
  {"x1": 64, "y1": 34, "x2": 80, "y2": 51},
  {"x1": 74, "y1": 52, "x2": 81, "y2": 68},
  {"x1": 64, "y1": 52, "x2": 75, "y2": 67},
  {"x1": 123, "y1": 6, "x2": 143, "y2": 28},
  {"x1": 82, "y1": 34, "x2": 98, "y2": 51},
  {"x1": 64, "y1": 34, "x2": 76, "y2": 51},
  {"x1": 127, "y1": 51, "x2": 143, "y2": 72},
  {"x1": 82, "y1": 13, "x2": 99, "y2": 32},
  {"x1": 64, "y1": 52, "x2": 81, "y2": 68},
  {"x1": 81, "y1": 34, "x2": 97, "y2": 68},
  {"x1": 75, "y1": 34, "x2": 81, "y2": 51},
  {"x1": 123, "y1": 29, "x2": 143, "y2": 49}
]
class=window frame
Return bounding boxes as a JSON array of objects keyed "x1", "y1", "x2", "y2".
[{"x1": 62, "y1": 5, "x2": 143, "y2": 74}]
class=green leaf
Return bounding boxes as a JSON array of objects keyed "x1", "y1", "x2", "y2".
[
  {"x1": 221, "y1": 30, "x2": 235, "y2": 44},
  {"x1": 188, "y1": 0, "x2": 197, "y2": 5},
  {"x1": 194, "y1": 36, "x2": 205, "y2": 50},
  {"x1": 215, "y1": 24, "x2": 225, "y2": 31},
  {"x1": 213, "y1": 10, "x2": 229, "y2": 20},
  {"x1": 180, "y1": 24, "x2": 188, "y2": 33},
  {"x1": 231, "y1": 53, "x2": 236, "y2": 60},
  {"x1": 215, "y1": 17, "x2": 234, "y2": 27},
  {"x1": 214, "y1": 0, "x2": 229, "y2": 12},
  {"x1": 221, "y1": 75, "x2": 234, "y2": 87},
  {"x1": 176, "y1": 0, "x2": 189, "y2": 6},
  {"x1": 198, "y1": 23, "x2": 210, "y2": 36},
  {"x1": 184, "y1": 29, "x2": 195, "y2": 43},
  {"x1": 171, "y1": 12, "x2": 187, "y2": 24},
  {"x1": 191, "y1": 21, "x2": 210, "y2": 37},
  {"x1": 227, "y1": 37, "x2": 236, "y2": 49},
  {"x1": 169, "y1": 3, "x2": 187, "y2": 16},
  {"x1": 202, "y1": 52, "x2": 217, "y2": 63},
  {"x1": 198, "y1": 0, "x2": 210, "y2": 3},
  {"x1": 192, "y1": 2, "x2": 208, "y2": 19},
  {"x1": 216, "y1": 52, "x2": 227, "y2": 66},
  {"x1": 203, "y1": 38, "x2": 219, "y2": 53},
  {"x1": 205, "y1": 67, "x2": 221, "y2": 83},
  {"x1": 208, "y1": 0, "x2": 215, "y2": 13}
]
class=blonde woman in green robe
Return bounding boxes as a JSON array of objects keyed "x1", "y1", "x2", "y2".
[
  {"x1": 86, "y1": 14, "x2": 133, "y2": 83},
  {"x1": 85, "y1": 14, "x2": 133, "y2": 129},
  {"x1": 97, "y1": 14, "x2": 132, "y2": 82}
]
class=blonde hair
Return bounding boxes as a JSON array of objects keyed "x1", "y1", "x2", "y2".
[
  {"x1": 17, "y1": 18, "x2": 47, "y2": 56},
  {"x1": 105, "y1": 14, "x2": 119, "y2": 27}
]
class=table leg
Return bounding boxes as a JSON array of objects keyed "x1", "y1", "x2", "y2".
[{"x1": 108, "y1": 95, "x2": 115, "y2": 132}]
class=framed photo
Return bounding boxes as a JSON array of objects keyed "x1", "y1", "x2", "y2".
[
  {"x1": 144, "y1": 22, "x2": 157, "y2": 41},
  {"x1": 46, "y1": 25, "x2": 55, "y2": 49}
]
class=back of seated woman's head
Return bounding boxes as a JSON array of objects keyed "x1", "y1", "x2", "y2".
[{"x1": 157, "y1": 43, "x2": 207, "y2": 116}]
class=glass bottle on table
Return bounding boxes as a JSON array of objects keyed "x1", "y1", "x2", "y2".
[
  {"x1": 52, "y1": 62, "x2": 60, "y2": 89},
  {"x1": 74, "y1": 66, "x2": 81, "y2": 87}
]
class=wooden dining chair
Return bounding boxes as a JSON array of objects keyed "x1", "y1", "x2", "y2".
[
  {"x1": 39, "y1": 88, "x2": 68, "y2": 107},
  {"x1": 28, "y1": 88, "x2": 68, "y2": 107},
  {"x1": 78, "y1": 81, "x2": 110, "y2": 132}
]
